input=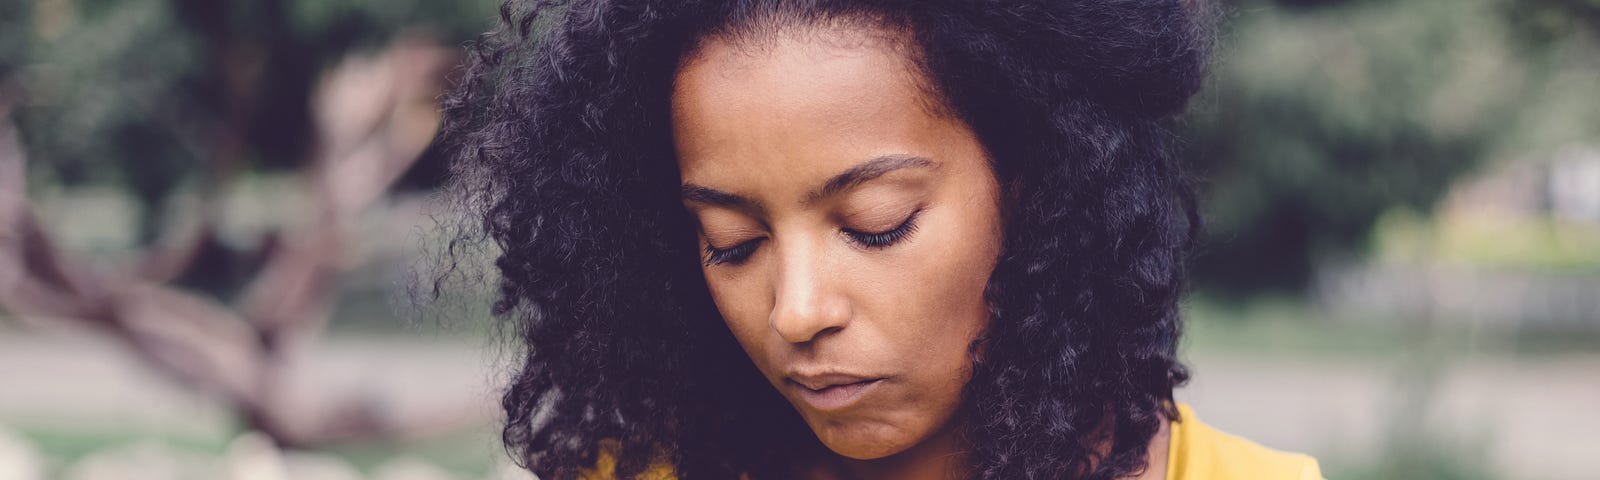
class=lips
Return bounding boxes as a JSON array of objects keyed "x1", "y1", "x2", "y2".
[{"x1": 786, "y1": 372, "x2": 885, "y2": 411}]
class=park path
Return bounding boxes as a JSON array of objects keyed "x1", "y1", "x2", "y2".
[
  {"x1": 1177, "y1": 351, "x2": 1600, "y2": 480},
  {"x1": 2, "y1": 327, "x2": 1595, "y2": 479}
]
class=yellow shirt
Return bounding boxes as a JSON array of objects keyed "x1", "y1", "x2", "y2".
[
  {"x1": 586, "y1": 403, "x2": 1322, "y2": 479},
  {"x1": 1167, "y1": 403, "x2": 1323, "y2": 480}
]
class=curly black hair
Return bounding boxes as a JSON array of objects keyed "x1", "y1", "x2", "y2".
[{"x1": 436, "y1": 1, "x2": 1213, "y2": 478}]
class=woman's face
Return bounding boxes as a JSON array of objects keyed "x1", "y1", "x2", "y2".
[{"x1": 672, "y1": 24, "x2": 1003, "y2": 460}]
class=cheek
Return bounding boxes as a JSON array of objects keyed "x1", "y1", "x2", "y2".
[
  {"x1": 904, "y1": 190, "x2": 1003, "y2": 396},
  {"x1": 701, "y1": 269, "x2": 779, "y2": 370},
  {"x1": 815, "y1": 199, "x2": 999, "y2": 457},
  {"x1": 893, "y1": 196, "x2": 1001, "y2": 354},
  {"x1": 862, "y1": 196, "x2": 1001, "y2": 376}
]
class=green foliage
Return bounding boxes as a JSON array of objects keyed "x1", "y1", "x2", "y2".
[
  {"x1": 6, "y1": 0, "x2": 1596, "y2": 296},
  {"x1": 1187, "y1": 0, "x2": 1600, "y2": 294},
  {"x1": 1373, "y1": 208, "x2": 1600, "y2": 273},
  {"x1": 0, "y1": 1, "x2": 30, "y2": 78},
  {"x1": 1504, "y1": 0, "x2": 1600, "y2": 46},
  {"x1": 2, "y1": 0, "x2": 500, "y2": 245},
  {"x1": 16, "y1": 0, "x2": 204, "y2": 229}
]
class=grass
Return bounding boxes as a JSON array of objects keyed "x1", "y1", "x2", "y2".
[
  {"x1": 8, "y1": 422, "x2": 506, "y2": 479},
  {"x1": 1182, "y1": 295, "x2": 1600, "y2": 359}
]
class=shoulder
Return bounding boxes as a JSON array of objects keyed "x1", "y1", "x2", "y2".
[{"x1": 1165, "y1": 404, "x2": 1323, "y2": 480}]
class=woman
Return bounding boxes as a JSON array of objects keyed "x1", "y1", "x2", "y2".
[{"x1": 437, "y1": 0, "x2": 1322, "y2": 479}]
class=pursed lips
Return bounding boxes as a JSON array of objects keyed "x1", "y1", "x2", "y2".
[
  {"x1": 787, "y1": 371, "x2": 884, "y2": 391},
  {"x1": 784, "y1": 371, "x2": 887, "y2": 411}
]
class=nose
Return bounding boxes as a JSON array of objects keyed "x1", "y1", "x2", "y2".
[{"x1": 769, "y1": 237, "x2": 850, "y2": 344}]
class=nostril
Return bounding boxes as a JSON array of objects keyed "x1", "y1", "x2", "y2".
[
  {"x1": 808, "y1": 325, "x2": 844, "y2": 343},
  {"x1": 770, "y1": 299, "x2": 850, "y2": 344}
]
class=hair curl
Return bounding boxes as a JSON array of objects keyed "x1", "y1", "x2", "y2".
[{"x1": 436, "y1": 1, "x2": 1213, "y2": 479}]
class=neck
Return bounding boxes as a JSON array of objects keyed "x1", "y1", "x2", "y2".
[
  {"x1": 1134, "y1": 410, "x2": 1172, "y2": 480},
  {"x1": 1086, "y1": 409, "x2": 1172, "y2": 480}
]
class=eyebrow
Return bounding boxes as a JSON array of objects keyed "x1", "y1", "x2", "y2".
[{"x1": 680, "y1": 154, "x2": 938, "y2": 210}]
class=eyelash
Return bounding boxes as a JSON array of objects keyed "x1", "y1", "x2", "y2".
[
  {"x1": 704, "y1": 238, "x2": 765, "y2": 266},
  {"x1": 702, "y1": 208, "x2": 923, "y2": 266},
  {"x1": 843, "y1": 208, "x2": 922, "y2": 249}
]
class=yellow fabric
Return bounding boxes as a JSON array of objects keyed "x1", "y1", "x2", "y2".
[
  {"x1": 583, "y1": 403, "x2": 1322, "y2": 479},
  {"x1": 580, "y1": 439, "x2": 676, "y2": 480},
  {"x1": 1166, "y1": 403, "x2": 1323, "y2": 480}
]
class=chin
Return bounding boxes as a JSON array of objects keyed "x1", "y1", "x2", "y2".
[{"x1": 808, "y1": 418, "x2": 921, "y2": 460}]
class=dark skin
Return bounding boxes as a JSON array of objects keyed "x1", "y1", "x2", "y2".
[{"x1": 673, "y1": 23, "x2": 1169, "y2": 480}]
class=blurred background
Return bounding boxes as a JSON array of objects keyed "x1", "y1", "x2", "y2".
[{"x1": 0, "y1": 0, "x2": 1596, "y2": 478}]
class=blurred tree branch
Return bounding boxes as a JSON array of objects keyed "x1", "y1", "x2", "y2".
[{"x1": 0, "y1": 35, "x2": 466, "y2": 448}]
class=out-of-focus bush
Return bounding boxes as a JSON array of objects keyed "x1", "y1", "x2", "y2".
[{"x1": 1187, "y1": 0, "x2": 1600, "y2": 294}]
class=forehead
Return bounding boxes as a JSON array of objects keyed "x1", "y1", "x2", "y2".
[{"x1": 670, "y1": 24, "x2": 955, "y2": 201}]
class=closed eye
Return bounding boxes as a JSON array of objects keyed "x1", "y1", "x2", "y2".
[
  {"x1": 701, "y1": 208, "x2": 923, "y2": 267},
  {"x1": 704, "y1": 237, "x2": 765, "y2": 266},
  {"x1": 843, "y1": 208, "x2": 922, "y2": 249}
]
